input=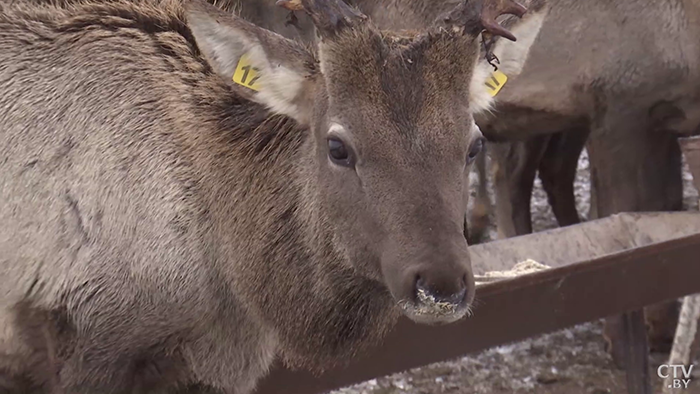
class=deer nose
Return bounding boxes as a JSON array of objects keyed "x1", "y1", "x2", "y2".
[
  {"x1": 381, "y1": 236, "x2": 475, "y2": 324},
  {"x1": 414, "y1": 272, "x2": 469, "y2": 306}
]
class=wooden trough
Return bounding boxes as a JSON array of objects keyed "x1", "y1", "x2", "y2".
[{"x1": 255, "y1": 211, "x2": 700, "y2": 394}]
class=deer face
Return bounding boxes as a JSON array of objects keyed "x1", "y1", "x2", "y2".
[
  {"x1": 310, "y1": 28, "x2": 490, "y2": 324},
  {"x1": 187, "y1": 0, "x2": 545, "y2": 324}
]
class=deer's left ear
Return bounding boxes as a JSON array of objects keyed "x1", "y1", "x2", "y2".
[
  {"x1": 469, "y1": 0, "x2": 549, "y2": 114},
  {"x1": 489, "y1": 0, "x2": 548, "y2": 77},
  {"x1": 186, "y1": 0, "x2": 318, "y2": 125}
]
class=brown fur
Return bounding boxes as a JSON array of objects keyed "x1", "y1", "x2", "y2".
[{"x1": 0, "y1": 0, "x2": 540, "y2": 391}]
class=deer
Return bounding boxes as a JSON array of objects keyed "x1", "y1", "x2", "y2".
[
  {"x1": 472, "y1": 0, "x2": 700, "y2": 367},
  {"x1": 185, "y1": 0, "x2": 697, "y2": 368},
  {"x1": 0, "y1": 0, "x2": 548, "y2": 391}
]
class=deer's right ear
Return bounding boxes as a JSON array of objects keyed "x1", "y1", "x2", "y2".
[{"x1": 186, "y1": 0, "x2": 317, "y2": 125}]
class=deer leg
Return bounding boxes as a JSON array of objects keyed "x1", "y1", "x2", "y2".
[
  {"x1": 466, "y1": 150, "x2": 492, "y2": 245},
  {"x1": 538, "y1": 127, "x2": 590, "y2": 227},
  {"x1": 588, "y1": 172, "x2": 599, "y2": 221},
  {"x1": 646, "y1": 300, "x2": 682, "y2": 354},
  {"x1": 588, "y1": 107, "x2": 684, "y2": 370},
  {"x1": 491, "y1": 135, "x2": 550, "y2": 239}
]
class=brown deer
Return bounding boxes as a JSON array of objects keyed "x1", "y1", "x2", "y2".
[
  {"x1": 474, "y1": 0, "x2": 700, "y2": 367},
  {"x1": 0, "y1": 0, "x2": 547, "y2": 392}
]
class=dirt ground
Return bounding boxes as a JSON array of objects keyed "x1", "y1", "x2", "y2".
[{"x1": 330, "y1": 148, "x2": 700, "y2": 394}]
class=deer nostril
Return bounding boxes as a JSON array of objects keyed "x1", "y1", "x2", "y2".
[
  {"x1": 415, "y1": 274, "x2": 425, "y2": 293},
  {"x1": 413, "y1": 273, "x2": 468, "y2": 306},
  {"x1": 451, "y1": 286, "x2": 468, "y2": 305}
]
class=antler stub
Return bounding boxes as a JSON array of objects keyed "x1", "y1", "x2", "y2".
[
  {"x1": 276, "y1": 0, "x2": 303, "y2": 11},
  {"x1": 481, "y1": 0, "x2": 527, "y2": 41},
  {"x1": 276, "y1": 0, "x2": 368, "y2": 38}
]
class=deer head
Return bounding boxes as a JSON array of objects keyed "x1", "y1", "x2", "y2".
[{"x1": 185, "y1": 0, "x2": 545, "y2": 326}]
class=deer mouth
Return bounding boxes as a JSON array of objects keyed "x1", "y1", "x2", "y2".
[{"x1": 397, "y1": 285, "x2": 474, "y2": 325}]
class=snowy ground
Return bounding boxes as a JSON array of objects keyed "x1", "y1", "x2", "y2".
[{"x1": 330, "y1": 148, "x2": 700, "y2": 394}]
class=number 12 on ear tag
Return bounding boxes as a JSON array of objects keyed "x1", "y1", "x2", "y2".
[
  {"x1": 485, "y1": 70, "x2": 508, "y2": 97},
  {"x1": 232, "y1": 53, "x2": 261, "y2": 92}
]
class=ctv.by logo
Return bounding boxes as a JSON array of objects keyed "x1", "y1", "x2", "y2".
[{"x1": 658, "y1": 364, "x2": 694, "y2": 389}]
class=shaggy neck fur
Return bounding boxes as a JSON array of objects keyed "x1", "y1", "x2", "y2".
[
  {"x1": 194, "y1": 94, "x2": 401, "y2": 370},
  {"x1": 193, "y1": 78, "x2": 401, "y2": 372}
]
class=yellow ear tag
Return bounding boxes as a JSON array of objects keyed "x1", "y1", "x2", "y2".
[
  {"x1": 485, "y1": 70, "x2": 508, "y2": 97},
  {"x1": 232, "y1": 53, "x2": 261, "y2": 91}
]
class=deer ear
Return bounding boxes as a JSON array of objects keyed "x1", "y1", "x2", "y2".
[
  {"x1": 469, "y1": 0, "x2": 548, "y2": 113},
  {"x1": 489, "y1": 0, "x2": 548, "y2": 77},
  {"x1": 186, "y1": 0, "x2": 317, "y2": 124}
]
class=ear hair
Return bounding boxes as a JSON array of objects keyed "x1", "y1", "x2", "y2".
[
  {"x1": 186, "y1": 0, "x2": 318, "y2": 124},
  {"x1": 469, "y1": 2, "x2": 548, "y2": 113}
]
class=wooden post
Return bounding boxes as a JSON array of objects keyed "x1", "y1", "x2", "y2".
[{"x1": 622, "y1": 310, "x2": 652, "y2": 394}]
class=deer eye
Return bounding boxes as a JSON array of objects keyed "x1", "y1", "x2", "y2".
[
  {"x1": 467, "y1": 137, "x2": 485, "y2": 164},
  {"x1": 327, "y1": 137, "x2": 354, "y2": 167}
]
